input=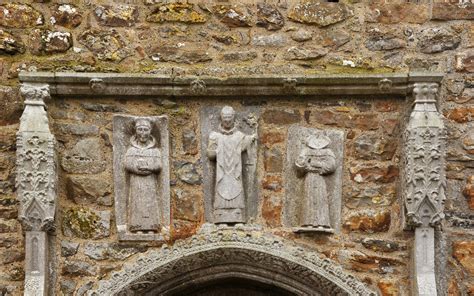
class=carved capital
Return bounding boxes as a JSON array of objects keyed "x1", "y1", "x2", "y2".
[
  {"x1": 403, "y1": 83, "x2": 446, "y2": 229},
  {"x1": 17, "y1": 84, "x2": 57, "y2": 232}
]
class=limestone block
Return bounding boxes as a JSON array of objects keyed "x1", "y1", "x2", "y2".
[
  {"x1": 284, "y1": 125, "x2": 343, "y2": 233},
  {"x1": 113, "y1": 115, "x2": 170, "y2": 241}
]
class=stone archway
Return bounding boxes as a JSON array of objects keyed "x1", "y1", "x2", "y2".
[{"x1": 88, "y1": 226, "x2": 376, "y2": 296}]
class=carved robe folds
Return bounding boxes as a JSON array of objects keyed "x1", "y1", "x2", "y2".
[
  {"x1": 208, "y1": 128, "x2": 254, "y2": 223},
  {"x1": 295, "y1": 137, "x2": 336, "y2": 230},
  {"x1": 125, "y1": 138, "x2": 161, "y2": 232}
]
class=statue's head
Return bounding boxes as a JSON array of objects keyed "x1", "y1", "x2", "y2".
[
  {"x1": 135, "y1": 118, "x2": 152, "y2": 144},
  {"x1": 220, "y1": 106, "x2": 235, "y2": 130},
  {"x1": 306, "y1": 134, "x2": 330, "y2": 149}
]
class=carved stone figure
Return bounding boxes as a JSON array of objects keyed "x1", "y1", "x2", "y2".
[
  {"x1": 295, "y1": 134, "x2": 336, "y2": 232},
  {"x1": 207, "y1": 106, "x2": 256, "y2": 224},
  {"x1": 113, "y1": 115, "x2": 170, "y2": 241},
  {"x1": 125, "y1": 118, "x2": 161, "y2": 233},
  {"x1": 284, "y1": 126, "x2": 343, "y2": 233}
]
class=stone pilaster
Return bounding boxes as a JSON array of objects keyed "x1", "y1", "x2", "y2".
[
  {"x1": 16, "y1": 83, "x2": 56, "y2": 296},
  {"x1": 403, "y1": 83, "x2": 446, "y2": 296}
]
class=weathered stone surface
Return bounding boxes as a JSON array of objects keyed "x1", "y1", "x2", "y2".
[
  {"x1": 350, "y1": 164, "x2": 398, "y2": 183},
  {"x1": 51, "y1": 4, "x2": 82, "y2": 28},
  {"x1": 291, "y1": 29, "x2": 312, "y2": 42},
  {"x1": 432, "y1": 3, "x2": 474, "y2": 21},
  {"x1": 77, "y1": 281, "x2": 94, "y2": 296},
  {"x1": 0, "y1": 219, "x2": 17, "y2": 233},
  {"x1": 1, "y1": 250, "x2": 23, "y2": 264},
  {"x1": 311, "y1": 110, "x2": 351, "y2": 127},
  {"x1": 262, "y1": 175, "x2": 282, "y2": 192},
  {"x1": 84, "y1": 242, "x2": 145, "y2": 261},
  {"x1": 335, "y1": 249, "x2": 403, "y2": 274},
  {"x1": 262, "y1": 195, "x2": 282, "y2": 227},
  {"x1": 222, "y1": 50, "x2": 257, "y2": 62},
  {"x1": 0, "y1": 207, "x2": 17, "y2": 220},
  {"x1": 418, "y1": 28, "x2": 461, "y2": 54},
  {"x1": 283, "y1": 46, "x2": 328, "y2": 61},
  {"x1": 81, "y1": 102, "x2": 125, "y2": 113},
  {"x1": 62, "y1": 260, "x2": 97, "y2": 276},
  {"x1": 288, "y1": 1, "x2": 352, "y2": 27},
  {"x1": 175, "y1": 161, "x2": 201, "y2": 185},
  {"x1": 60, "y1": 279, "x2": 76, "y2": 296},
  {"x1": 453, "y1": 241, "x2": 474, "y2": 275},
  {"x1": 61, "y1": 241, "x2": 79, "y2": 257},
  {"x1": 149, "y1": 45, "x2": 212, "y2": 64},
  {"x1": 321, "y1": 29, "x2": 351, "y2": 48},
  {"x1": 79, "y1": 29, "x2": 130, "y2": 62},
  {"x1": 344, "y1": 209, "x2": 391, "y2": 233},
  {"x1": 366, "y1": 3, "x2": 429, "y2": 24},
  {"x1": 455, "y1": 51, "x2": 474, "y2": 73},
  {"x1": 256, "y1": 3, "x2": 284, "y2": 31},
  {"x1": 62, "y1": 208, "x2": 110, "y2": 239},
  {"x1": 0, "y1": 237, "x2": 18, "y2": 248},
  {"x1": 147, "y1": 3, "x2": 206, "y2": 24},
  {"x1": 251, "y1": 34, "x2": 287, "y2": 47},
  {"x1": 361, "y1": 238, "x2": 404, "y2": 253},
  {"x1": 352, "y1": 133, "x2": 396, "y2": 161},
  {"x1": 0, "y1": 30, "x2": 24, "y2": 55},
  {"x1": 66, "y1": 176, "x2": 112, "y2": 206},
  {"x1": 173, "y1": 189, "x2": 200, "y2": 221},
  {"x1": 261, "y1": 130, "x2": 285, "y2": 146},
  {"x1": 365, "y1": 31, "x2": 405, "y2": 51},
  {"x1": 464, "y1": 176, "x2": 474, "y2": 210},
  {"x1": 377, "y1": 279, "x2": 399, "y2": 296},
  {"x1": 213, "y1": 5, "x2": 253, "y2": 27},
  {"x1": 445, "y1": 107, "x2": 474, "y2": 123},
  {"x1": 29, "y1": 29, "x2": 72, "y2": 55},
  {"x1": 182, "y1": 128, "x2": 198, "y2": 155},
  {"x1": 264, "y1": 147, "x2": 283, "y2": 173},
  {"x1": 0, "y1": 4, "x2": 43, "y2": 28},
  {"x1": 262, "y1": 109, "x2": 300, "y2": 125},
  {"x1": 54, "y1": 123, "x2": 99, "y2": 137},
  {"x1": 61, "y1": 138, "x2": 106, "y2": 174},
  {"x1": 94, "y1": 5, "x2": 138, "y2": 27}
]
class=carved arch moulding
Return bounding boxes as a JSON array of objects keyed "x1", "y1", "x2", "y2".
[{"x1": 17, "y1": 72, "x2": 444, "y2": 296}]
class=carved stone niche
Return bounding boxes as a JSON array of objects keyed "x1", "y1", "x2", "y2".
[
  {"x1": 284, "y1": 126, "x2": 344, "y2": 233},
  {"x1": 113, "y1": 115, "x2": 170, "y2": 241},
  {"x1": 201, "y1": 106, "x2": 259, "y2": 224}
]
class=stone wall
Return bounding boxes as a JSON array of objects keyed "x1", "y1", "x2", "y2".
[{"x1": 0, "y1": 0, "x2": 473, "y2": 295}]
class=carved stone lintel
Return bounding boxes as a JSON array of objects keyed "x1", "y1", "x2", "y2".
[
  {"x1": 17, "y1": 83, "x2": 56, "y2": 232},
  {"x1": 403, "y1": 83, "x2": 446, "y2": 229},
  {"x1": 113, "y1": 115, "x2": 171, "y2": 241}
]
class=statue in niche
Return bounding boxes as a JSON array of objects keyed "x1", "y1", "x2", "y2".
[
  {"x1": 207, "y1": 106, "x2": 256, "y2": 224},
  {"x1": 295, "y1": 134, "x2": 336, "y2": 232},
  {"x1": 124, "y1": 118, "x2": 161, "y2": 233}
]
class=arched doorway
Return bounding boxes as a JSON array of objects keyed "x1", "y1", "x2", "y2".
[{"x1": 88, "y1": 227, "x2": 375, "y2": 296}]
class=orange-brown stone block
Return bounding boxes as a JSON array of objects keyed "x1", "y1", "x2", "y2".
[
  {"x1": 367, "y1": 3, "x2": 430, "y2": 24},
  {"x1": 262, "y1": 175, "x2": 283, "y2": 192},
  {"x1": 432, "y1": 3, "x2": 474, "y2": 20},
  {"x1": 463, "y1": 176, "x2": 474, "y2": 210},
  {"x1": 378, "y1": 279, "x2": 399, "y2": 296},
  {"x1": 445, "y1": 107, "x2": 474, "y2": 123},
  {"x1": 262, "y1": 195, "x2": 282, "y2": 227},
  {"x1": 453, "y1": 241, "x2": 474, "y2": 275},
  {"x1": 261, "y1": 130, "x2": 285, "y2": 146},
  {"x1": 344, "y1": 210, "x2": 391, "y2": 233},
  {"x1": 350, "y1": 164, "x2": 399, "y2": 183}
]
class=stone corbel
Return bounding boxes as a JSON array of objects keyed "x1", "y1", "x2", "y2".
[
  {"x1": 403, "y1": 83, "x2": 446, "y2": 296},
  {"x1": 16, "y1": 83, "x2": 57, "y2": 296}
]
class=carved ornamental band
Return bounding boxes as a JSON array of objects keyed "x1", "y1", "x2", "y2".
[{"x1": 403, "y1": 83, "x2": 446, "y2": 229}]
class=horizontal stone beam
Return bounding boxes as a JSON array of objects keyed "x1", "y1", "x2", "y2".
[{"x1": 19, "y1": 72, "x2": 443, "y2": 97}]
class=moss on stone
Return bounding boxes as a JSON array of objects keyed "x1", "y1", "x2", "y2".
[
  {"x1": 147, "y1": 3, "x2": 207, "y2": 24},
  {"x1": 62, "y1": 207, "x2": 99, "y2": 239}
]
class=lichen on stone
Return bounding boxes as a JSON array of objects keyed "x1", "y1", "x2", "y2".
[{"x1": 147, "y1": 3, "x2": 206, "y2": 24}]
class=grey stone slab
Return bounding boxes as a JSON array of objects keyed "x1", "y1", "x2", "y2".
[
  {"x1": 200, "y1": 106, "x2": 260, "y2": 224},
  {"x1": 284, "y1": 125, "x2": 344, "y2": 233},
  {"x1": 113, "y1": 115, "x2": 170, "y2": 241},
  {"x1": 24, "y1": 231, "x2": 48, "y2": 296}
]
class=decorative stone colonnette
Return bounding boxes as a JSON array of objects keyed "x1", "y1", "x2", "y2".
[{"x1": 17, "y1": 72, "x2": 444, "y2": 295}]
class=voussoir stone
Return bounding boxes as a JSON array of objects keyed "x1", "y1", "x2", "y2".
[
  {"x1": 288, "y1": 1, "x2": 352, "y2": 27},
  {"x1": 0, "y1": 30, "x2": 24, "y2": 55},
  {"x1": 51, "y1": 4, "x2": 82, "y2": 28},
  {"x1": 79, "y1": 29, "x2": 130, "y2": 62},
  {"x1": 256, "y1": 3, "x2": 284, "y2": 31},
  {"x1": 0, "y1": 4, "x2": 43, "y2": 28},
  {"x1": 213, "y1": 4, "x2": 253, "y2": 27},
  {"x1": 147, "y1": 3, "x2": 206, "y2": 23},
  {"x1": 418, "y1": 28, "x2": 461, "y2": 54},
  {"x1": 94, "y1": 5, "x2": 138, "y2": 27},
  {"x1": 29, "y1": 29, "x2": 72, "y2": 55}
]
